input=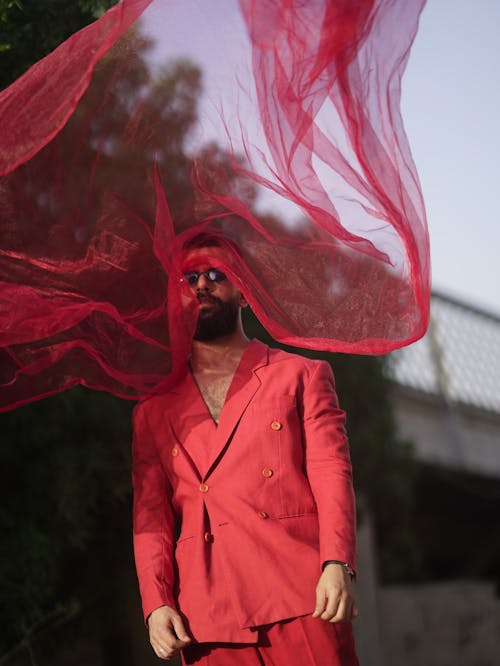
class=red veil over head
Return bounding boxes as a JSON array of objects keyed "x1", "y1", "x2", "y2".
[{"x1": 0, "y1": 0, "x2": 429, "y2": 411}]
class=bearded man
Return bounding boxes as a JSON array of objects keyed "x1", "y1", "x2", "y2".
[{"x1": 132, "y1": 236, "x2": 359, "y2": 665}]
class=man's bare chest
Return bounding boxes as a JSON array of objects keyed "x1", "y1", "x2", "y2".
[{"x1": 194, "y1": 373, "x2": 234, "y2": 424}]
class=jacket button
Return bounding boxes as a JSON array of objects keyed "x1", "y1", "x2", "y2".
[
  {"x1": 171, "y1": 447, "x2": 179, "y2": 457},
  {"x1": 262, "y1": 468, "x2": 273, "y2": 478},
  {"x1": 257, "y1": 510, "x2": 269, "y2": 519},
  {"x1": 199, "y1": 483, "x2": 209, "y2": 493},
  {"x1": 204, "y1": 531, "x2": 213, "y2": 543},
  {"x1": 271, "y1": 420, "x2": 282, "y2": 431}
]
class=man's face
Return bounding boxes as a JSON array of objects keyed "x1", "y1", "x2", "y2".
[{"x1": 181, "y1": 247, "x2": 245, "y2": 341}]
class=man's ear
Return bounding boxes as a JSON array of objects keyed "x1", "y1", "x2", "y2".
[{"x1": 238, "y1": 293, "x2": 249, "y2": 308}]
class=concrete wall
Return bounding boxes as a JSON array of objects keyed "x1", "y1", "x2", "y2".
[
  {"x1": 391, "y1": 390, "x2": 500, "y2": 478},
  {"x1": 379, "y1": 581, "x2": 500, "y2": 666},
  {"x1": 353, "y1": 509, "x2": 385, "y2": 666},
  {"x1": 352, "y1": 387, "x2": 500, "y2": 665}
]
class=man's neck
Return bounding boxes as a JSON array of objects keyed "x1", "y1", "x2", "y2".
[{"x1": 191, "y1": 328, "x2": 250, "y2": 373}]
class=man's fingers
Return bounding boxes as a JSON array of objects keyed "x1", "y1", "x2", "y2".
[
  {"x1": 312, "y1": 587, "x2": 327, "y2": 617},
  {"x1": 154, "y1": 645, "x2": 172, "y2": 660},
  {"x1": 317, "y1": 589, "x2": 359, "y2": 621},
  {"x1": 150, "y1": 625, "x2": 188, "y2": 659},
  {"x1": 171, "y1": 614, "x2": 192, "y2": 644},
  {"x1": 160, "y1": 626, "x2": 189, "y2": 651},
  {"x1": 329, "y1": 595, "x2": 349, "y2": 623},
  {"x1": 320, "y1": 587, "x2": 341, "y2": 620},
  {"x1": 314, "y1": 572, "x2": 358, "y2": 622},
  {"x1": 151, "y1": 628, "x2": 192, "y2": 660},
  {"x1": 329, "y1": 595, "x2": 359, "y2": 622},
  {"x1": 148, "y1": 606, "x2": 191, "y2": 654},
  {"x1": 150, "y1": 636, "x2": 175, "y2": 660}
]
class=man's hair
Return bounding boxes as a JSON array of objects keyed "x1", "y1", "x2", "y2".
[{"x1": 181, "y1": 231, "x2": 242, "y2": 258}]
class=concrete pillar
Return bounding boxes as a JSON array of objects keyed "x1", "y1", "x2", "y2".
[{"x1": 354, "y1": 507, "x2": 385, "y2": 666}]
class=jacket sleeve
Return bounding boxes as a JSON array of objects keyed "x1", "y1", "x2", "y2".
[
  {"x1": 132, "y1": 400, "x2": 177, "y2": 621},
  {"x1": 302, "y1": 360, "x2": 357, "y2": 572}
]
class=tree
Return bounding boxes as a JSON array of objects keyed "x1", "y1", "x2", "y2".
[
  {"x1": 0, "y1": 388, "x2": 133, "y2": 661},
  {"x1": 0, "y1": 2, "x2": 423, "y2": 663},
  {"x1": 0, "y1": 1, "x2": 116, "y2": 90},
  {"x1": 0, "y1": 4, "x2": 200, "y2": 663}
]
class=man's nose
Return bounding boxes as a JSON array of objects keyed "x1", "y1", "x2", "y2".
[{"x1": 195, "y1": 273, "x2": 212, "y2": 290}]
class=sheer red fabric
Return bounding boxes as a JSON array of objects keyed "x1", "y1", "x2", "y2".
[{"x1": 0, "y1": 0, "x2": 429, "y2": 411}]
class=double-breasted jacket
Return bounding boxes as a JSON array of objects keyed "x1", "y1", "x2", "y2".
[{"x1": 132, "y1": 340, "x2": 356, "y2": 643}]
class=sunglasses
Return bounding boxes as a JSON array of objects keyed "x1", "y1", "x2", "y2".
[{"x1": 182, "y1": 268, "x2": 228, "y2": 286}]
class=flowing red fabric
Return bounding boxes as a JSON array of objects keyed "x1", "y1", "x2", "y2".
[{"x1": 0, "y1": 0, "x2": 430, "y2": 411}]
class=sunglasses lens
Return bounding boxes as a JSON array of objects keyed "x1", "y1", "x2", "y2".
[
  {"x1": 182, "y1": 269, "x2": 227, "y2": 285},
  {"x1": 184, "y1": 272, "x2": 199, "y2": 285},
  {"x1": 208, "y1": 269, "x2": 227, "y2": 282}
]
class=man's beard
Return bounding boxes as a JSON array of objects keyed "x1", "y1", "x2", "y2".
[{"x1": 193, "y1": 295, "x2": 240, "y2": 341}]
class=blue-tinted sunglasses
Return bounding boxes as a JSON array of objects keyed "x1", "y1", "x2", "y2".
[{"x1": 182, "y1": 268, "x2": 228, "y2": 286}]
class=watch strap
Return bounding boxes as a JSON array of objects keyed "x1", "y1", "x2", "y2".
[{"x1": 322, "y1": 560, "x2": 356, "y2": 579}]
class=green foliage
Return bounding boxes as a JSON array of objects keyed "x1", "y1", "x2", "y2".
[
  {"x1": 0, "y1": 0, "x2": 423, "y2": 660},
  {"x1": 0, "y1": 388, "x2": 133, "y2": 653},
  {"x1": 0, "y1": 3, "x2": 204, "y2": 658},
  {"x1": 0, "y1": 3, "x2": 208, "y2": 659},
  {"x1": 0, "y1": 0, "x2": 117, "y2": 89}
]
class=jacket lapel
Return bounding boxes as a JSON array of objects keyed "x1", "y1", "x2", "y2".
[
  {"x1": 160, "y1": 372, "x2": 209, "y2": 479},
  {"x1": 204, "y1": 340, "x2": 269, "y2": 479}
]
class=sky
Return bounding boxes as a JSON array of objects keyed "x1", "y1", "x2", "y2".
[
  {"x1": 402, "y1": 0, "x2": 500, "y2": 315},
  {"x1": 142, "y1": 0, "x2": 499, "y2": 316}
]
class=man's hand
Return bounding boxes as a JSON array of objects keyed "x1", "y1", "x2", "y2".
[
  {"x1": 148, "y1": 605, "x2": 192, "y2": 660},
  {"x1": 312, "y1": 564, "x2": 359, "y2": 622}
]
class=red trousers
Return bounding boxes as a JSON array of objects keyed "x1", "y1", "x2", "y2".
[{"x1": 181, "y1": 616, "x2": 359, "y2": 666}]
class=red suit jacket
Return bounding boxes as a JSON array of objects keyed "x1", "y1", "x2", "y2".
[{"x1": 132, "y1": 340, "x2": 356, "y2": 643}]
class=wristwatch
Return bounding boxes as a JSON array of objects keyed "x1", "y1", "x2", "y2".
[{"x1": 322, "y1": 560, "x2": 356, "y2": 579}]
